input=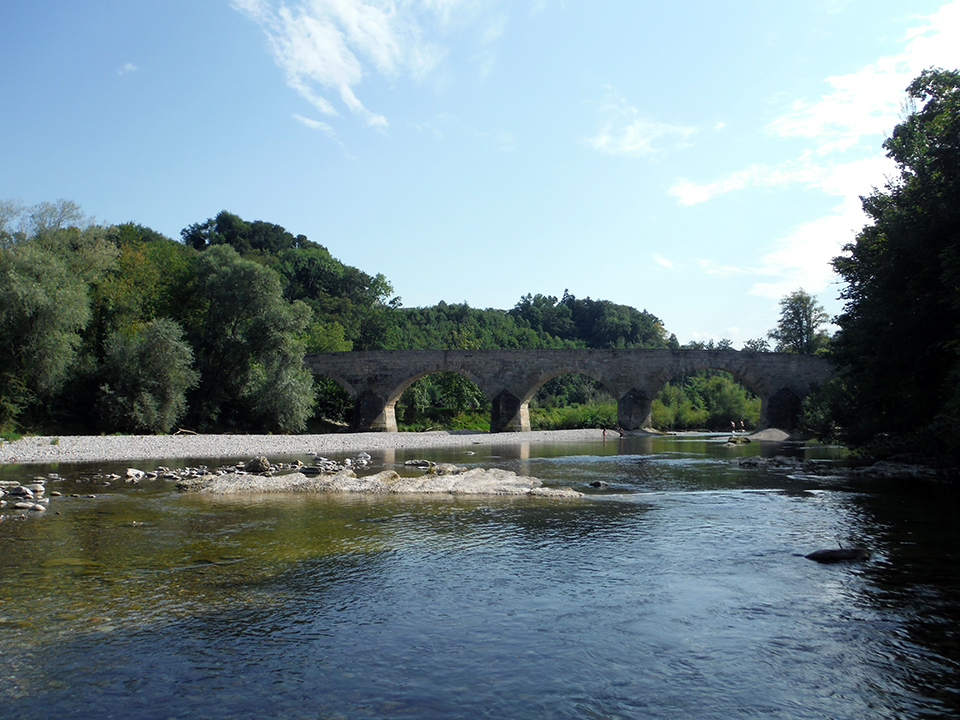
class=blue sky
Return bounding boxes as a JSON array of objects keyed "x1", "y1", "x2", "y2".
[{"x1": 2, "y1": 0, "x2": 959, "y2": 345}]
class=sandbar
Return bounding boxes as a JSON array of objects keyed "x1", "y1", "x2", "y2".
[{"x1": 0, "y1": 428, "x2": 623, "y2": 465}]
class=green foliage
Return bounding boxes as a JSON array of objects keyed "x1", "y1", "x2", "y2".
[
  {"x1": 397, "y1": 408, "x2": 490, "y2": 432},
  {"x1": 396, "y1": 372, "x2": 490, "y2": 428},
  {"x1": 651, "y1": 384, "x2": 708, "y2": 429},
  {"x1": 312, "y1": 377, "x2": 353, "y2": 428},
  {"x1": 831, "y1": 68, "x2": 960, "y2": 451},
  {"x1": 183, "y1": 245, "x2": 316, "y2": 432},
  {"x1": 0, "y1": 241, "x2": 94, "y2": 425},
  {"x1": 0, "y1": 199, "x2": 25, "y2": 246},
  {"x1": 652, "y1": 372, "x2": 760, "y2": 431},
  {"x1": 529, "y1": 402, "x2": 617, "y2": 431},
  {"x1": 768, "y1": 289, "x2": 830, "y2": 354},
  {"x1": 97, "y1": 319, "x2": 198, "y2": 434},
  {"x1": 798, "y1": 377, "x2": 852, "y2": 444},
  {"x1": 681, "y1": 338, "x2": 735, "y2": 350},
  {"x1": 302, "y1": 321, "x2": 353, "y2": 353},
  {"x1": 741, "y1": 337, "x2": 771, "y2": 352},
  {"x1": 182, "y1": 210, "x2": 397, "y2": 350},
  {"x1": 180, "y1": 210, "x2": 311, "y2": 254},
  {"x1": 510, "y1": 291, "x2": 670, "y2": 349},
  {"x1": 392, "y1": 301, "x2": 552, "y2": 350},
  {"x1": 531, "y1": 374, "x2": 611, "y2": 408}
]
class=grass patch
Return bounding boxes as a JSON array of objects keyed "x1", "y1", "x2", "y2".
[{"x1": 1, "y1": 422, "x2": 24, "y2": 442}]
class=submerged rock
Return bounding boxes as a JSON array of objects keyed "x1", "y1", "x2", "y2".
[
  {"x1": 178, "y1": 467, "x2": 582, "y2": 498},
  {"x1": 404, "y1": 459, "x2": 434, "y2": 467},
  {"x1": 804, "y1": 547, "x2": 871, "y2": 563}
]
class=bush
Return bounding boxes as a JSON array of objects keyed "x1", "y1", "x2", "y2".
[
  {"x1": 652, "y1": 372, "x2": 759, "y2": 431},
  {"x1": 530, "y1": 402, "x2": 617, "y2": 430}
]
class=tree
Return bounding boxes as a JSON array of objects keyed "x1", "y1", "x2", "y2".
[
  {"x1": 97, "y1": 319, "x2": 198, "y2": 433},
  {"x1": 0, "y1": 199, "x2": 25, "y2": 247},
  {"x1": 0, "y1": 242, "x2": 93, "y2": 426},
  {"x1": 767, "y1": 289, "x2": 830, "y2": 354},
  {"x1": 831, "y1": 68, "x2": 960, "y2": 449},
  {"x1": 183, "y1": 245, "x2": 316, "y2": 432},
  {"x1": 742, "y1": 338, "x2": 770, "y2": 352}
]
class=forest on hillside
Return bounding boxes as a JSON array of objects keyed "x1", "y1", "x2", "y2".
[{"x1": 0, "y1": 202, "x2": 772, "y2": 436}]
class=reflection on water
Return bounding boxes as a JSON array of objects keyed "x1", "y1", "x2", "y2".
[{"x1": 1, "y1": 436, "x2": 958, "y2": 719}]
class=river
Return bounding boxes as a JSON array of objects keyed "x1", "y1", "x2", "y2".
[{"x1": 1, "y1": 435, "x2": 958, "y2": 719}]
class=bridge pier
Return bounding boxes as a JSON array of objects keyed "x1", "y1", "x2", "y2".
[
  {"x1": 490, "y1": 390, "x2": 530, "y2": 432},
  {"x1": 617, "y1": 388, "x2": 653, "y2": 431},
  {"x1": 354, "y1": 390, "x2": 397, "y2": 432}
]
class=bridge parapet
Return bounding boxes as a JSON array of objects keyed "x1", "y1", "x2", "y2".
[{"x1": 303, "y1": 349, "x2": 834, "y2": 432}]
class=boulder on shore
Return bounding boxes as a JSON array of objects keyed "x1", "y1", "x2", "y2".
[{"x1": 177, "y1": 467, "x2": 582, "y2": 498}]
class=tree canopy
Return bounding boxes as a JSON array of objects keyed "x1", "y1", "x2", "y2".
[
  {"x1": 830, "y1": 67, "x2": 960, "y2": 451},
  {"x1": 767, "y1": 289, "x2": 830, "y2": 354}
]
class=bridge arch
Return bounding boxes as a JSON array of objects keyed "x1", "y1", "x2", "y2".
[
  {"x1": 386, "y1": 368, "x2": 489, "y2": 406},
  {"x1": 524, "y1": 370, "x2": 619, "y2": 430},
  {"x1": 517, "y1": 366, "x2": 618, "y2": 405},
  {"x1": 391, "y1": 369, "x2": 489, "y2": 429}
]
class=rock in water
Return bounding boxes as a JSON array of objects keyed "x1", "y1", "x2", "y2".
[
  {"x1": 245, "y1": 456, "x2": 271, "y2": 474},
  {"x1": 178, "y1": 467, "x2": 583, "y2": 498},
  {"x1": 805, "y1": 548, "x2": 870, "y2": 563}
]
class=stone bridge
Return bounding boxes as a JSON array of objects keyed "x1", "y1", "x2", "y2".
[{"x1": 303, "y1": 349, "x2": 834, "y2": 433}]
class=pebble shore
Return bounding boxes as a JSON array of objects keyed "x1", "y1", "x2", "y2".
[{"x1": 0, "y1": 429, "x2": 614, "y2": 465}]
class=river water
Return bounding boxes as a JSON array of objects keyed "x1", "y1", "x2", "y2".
[{"x1": 1, "y1": 435, "x2": 958, "y2": 719}]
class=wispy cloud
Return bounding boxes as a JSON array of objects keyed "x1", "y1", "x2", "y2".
[
  {"x1": 233, "y1": 0, "x2": 502, "y2": 131},
  {"x1": 768, "y1": 1, "x2": 960, "y2": 154},
  {"x1": 530, "y1": 0, "x2": 548, "y2": 15},
  {"x1": 474, "y1": 12, "x2": 507, "y2": 77},
  {"x1": 670, "y1": 0, "x2": 960, "y2": 297},
  {"x1": 294, "y1": 112, "x2": 356, "y2": 157},
  {"x1": 293, "y1": 112, "x2": 337, "y2": 135},
  {"x1": 117, "y1": 62, "x2": 139, "y2": 75},
  {"x1": 586, "y1": 92, "x2": 696, "y2": 157},
  {"x1": 747, "y1": 197, "x2": 863, "y2": 300},
  {"x1": 653, "y1": 253, "x2": 674, "y2": 269},
  {"x1": 696, "y1": 258, "x2": 748, "y2": 278}
]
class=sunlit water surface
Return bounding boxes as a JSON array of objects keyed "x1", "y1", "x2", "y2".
[{"x1": 1, "y1": 435, "x2": 958, "y2": 719}]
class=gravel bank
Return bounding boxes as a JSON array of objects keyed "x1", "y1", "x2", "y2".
[{"x1": 0, "y1": 429, "x2": 619, "y2": 465}]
